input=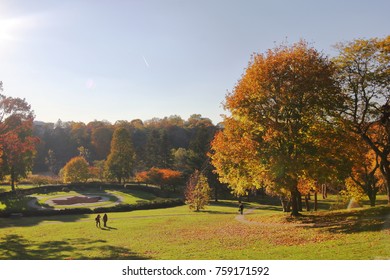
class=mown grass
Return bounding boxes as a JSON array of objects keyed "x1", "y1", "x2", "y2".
[
  {"x1": 0, "y1": 184, "x2": 37, "y2": 193},
  {"x1": 0, "y1": 197, "x2": 388, "y2": 260}
]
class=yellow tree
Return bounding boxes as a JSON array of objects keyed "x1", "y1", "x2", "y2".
[
  {"x1": 62, "y1": 156, "x2": 89, "y2": 183},
  {"x1": 185, "y1": 170, "x2": 211, "y2": 212},
  {"x1": 211, "y1": 41, "x2": 346, "y2": 216}
]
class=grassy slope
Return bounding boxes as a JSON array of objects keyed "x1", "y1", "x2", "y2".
[{"x1": 0, "y1": 199, "x2": 389, "y2": 260}]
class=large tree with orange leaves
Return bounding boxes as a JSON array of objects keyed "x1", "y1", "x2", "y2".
[
  {"x1": 210, "y1": 41, "x2": 346, "y2": 216},
  {"x1": 0, "y1": 83, "x2": 38, "y2": 191}
]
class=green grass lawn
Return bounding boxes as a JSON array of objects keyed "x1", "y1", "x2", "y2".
[
  {"x1": 0, "y1": 198, "x2": 388, "y2": 260},
  {"x1": 0, "y1": 184, "x2": 37, "y2": 193}
]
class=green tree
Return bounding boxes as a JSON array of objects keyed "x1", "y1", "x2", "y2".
[
  {"x1": 90, "y1": 125, "x2": 113, "y2": 160},
  {"x1": 105, "y1": 127, "x2": 135, "y2": 183},
  {"x1": 334, "y1": 36, "x2": 390, "y2": 203},
  {"x1": 185, "y1": 170, "x2": 211, "y2": 211},
  {"x1": 211, "y1": 41, "x2": 345, "y2": 216},
  {"x1": 62, "y1": 156, "x2": 89, "y2": 183}
]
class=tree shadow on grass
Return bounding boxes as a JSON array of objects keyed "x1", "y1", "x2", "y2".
[
  {"x1": 255, "y1": 205, "x2": 283, "y2": 212},
  {"x1": 296, "y1": 206, "x2": 390, "y2": 234},
  {"x1": 123, "y1": 189, "x2": 157, "y2": 201},
  {"x1": 206, "y1": 200, "x2": 283, "y2": 214},
  {"x1": 209, "y1": 201, "x2": 241, "y2": 209},
  {"x1": 0, "y1": 214, "x2": 90, "y2": 229},
  {"x1": 0, "y1": 234, "x2": 149, "y2": 260}
]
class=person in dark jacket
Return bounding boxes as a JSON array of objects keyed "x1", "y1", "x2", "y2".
[
  {"x1": 238, "y1": 202, "x2": 244, "y2": 215},
  {"x1": 102, "y1": 213, "x2": 108, "y2": 227},
  {"x1": 95, "y1": 214, "x2": 101, "y2": 227}
]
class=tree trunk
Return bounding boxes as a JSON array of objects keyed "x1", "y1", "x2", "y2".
[
  {"x1": 379, "y1": 156, "x2": 390, "y2": 204},
  {"x1": 385, "y1": 174, "x2": 390, "y2": 205},
  {"x1": 297, "y1": 191, "x2": 303, "y2": 212},
  {"x1": 367, "y1": 187, "x2": 378, "y2": 207},
  {"x1": 214, "y1": 184, "x2": 218, "y2": 202},
  {"x1": 369, "y1": 195, "x2": 376, "y2": 207},
  {"x1": 280, "y1": 197, "x2": 291, "y2": 212},
  {"x1": 10, "y1": 167, "x2": 16, "y2": 192},
  {"x1": 379, "y1": 162, "x2": 390, "y2": 204},
  {"x1": 387, "y1": 183, "x2": 390, "y2": 205},
  {"x1": 305, "y1": 194, "x2": 310, "y2": 211},
  {"x1": 314, "y1": 191, "x2": 318, "y2": 211},
  {"x1": 286, "y1": 200, "x2": 291, "y2": 212},
  {"x1": 290, "y1": 189, "x2": 300, "y2": 216},
  {"x1": 322, "y1": 184, "x2": 327, "y2": 199}
]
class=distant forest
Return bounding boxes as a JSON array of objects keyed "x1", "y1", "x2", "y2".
[{"x1": 32, "y1": 114, "x2": 221, "y2": 179}]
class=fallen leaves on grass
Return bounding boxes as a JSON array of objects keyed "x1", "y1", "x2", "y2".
[{"x1": 160, "y1": 218, "x2": 333, "y2": 248}]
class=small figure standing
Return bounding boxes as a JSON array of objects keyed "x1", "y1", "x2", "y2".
[
  {"x1": 238, "y1": 202, "x2": 244, "y2": 215},
  {"x1": 102, "y1": 213, "x2": 108, "y2": 227},
  {"x1": 95, "y1": 214, "x2": 101, "y2": 228}
]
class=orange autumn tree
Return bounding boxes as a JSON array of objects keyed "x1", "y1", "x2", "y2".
[
  {"x1": 210, "y1": 41, "x2": 346, "y2": 216},
  {"x1": 135, "y1": 167, "x2": 183, "y2": 191},
  {"x1": 345, "y1": 125, "x2": 386, "y2": 206},
  {"x1": 0, "y1": 84, "x2": 38, "y2": 191}
]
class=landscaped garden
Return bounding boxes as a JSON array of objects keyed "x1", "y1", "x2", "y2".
[
  {"x1": 0, "y1": 189, "x2": 389, "y2": 260},
  {"x1": 0, "y1": 27, "x2": 389, "y2": 264}
]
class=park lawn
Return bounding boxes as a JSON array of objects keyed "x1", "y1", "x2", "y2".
[
  {"x1": 0, "y1": 184, "x2": 36, "y2": 193},
  {"x1": 0, "y1": 201, "x2": 389, "y2": 260}
]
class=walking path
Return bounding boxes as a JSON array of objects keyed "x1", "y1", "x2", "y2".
[{"x1": 235, "y1": 207, "x2": 313, "y2": 227}]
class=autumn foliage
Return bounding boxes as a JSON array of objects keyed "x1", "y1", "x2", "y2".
[
  {"x1": 211, "y1": 41, "x2": 346, "y2": 215},
  {"x1": 185, "y1": 170, "x2": 211, "y2": 212},
  {"x1": 61, "y1": 156, "x2": 89, "y2": 183},
  {"x1": 0, "y1": 88, "x2": 38, "y2": 190},
  {"x1": 334, "y1": 36, "x2": 390, "y2": 203},
  {"x1": 135, "y1": 167, "x2": 183, "y2": 191}
]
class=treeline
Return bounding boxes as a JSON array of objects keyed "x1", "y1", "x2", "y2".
[{"x1": 32, "y1": 114, "x2": 219, "y2": 179}]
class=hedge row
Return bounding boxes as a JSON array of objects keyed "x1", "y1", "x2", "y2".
[{"x1": 0, "y1": 198, "x2": 184, "y2": 218}]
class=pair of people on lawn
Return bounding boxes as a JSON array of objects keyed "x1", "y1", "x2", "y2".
[{"x1": 95, "y1": 213, "x2": 108, "y2": 227}]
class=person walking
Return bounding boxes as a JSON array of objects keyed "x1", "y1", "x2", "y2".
[
  {"x1": 238, "y1": 202, "x2": 244, "y2": 215},
  {"x1": 95, "y1": 214, "x2": 101, "y2": 228},
  {"x1": 102, "y1": 213, "x2": 108, "y2": 227}
]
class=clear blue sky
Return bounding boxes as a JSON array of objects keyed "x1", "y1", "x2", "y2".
[{"x1": 0, "y1": 0, "x2": 389, "y2": 124}]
